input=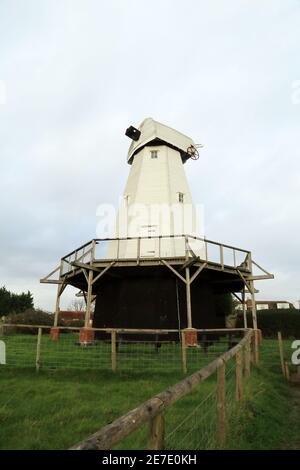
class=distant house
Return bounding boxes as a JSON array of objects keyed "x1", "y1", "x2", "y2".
[
  {"x1": 58, "y1": 310, "x2": 94, "y2": 326},
  {"x1": 236, "y1": 300, "x2": 295, "y2": 311}
]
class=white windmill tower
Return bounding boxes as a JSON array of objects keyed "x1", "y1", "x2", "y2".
[{"x1": 110, "y1": 117, "x2": 205, "y2": 258}]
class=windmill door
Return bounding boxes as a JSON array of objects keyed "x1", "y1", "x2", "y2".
[{"x1": 139, "y1": 225, "x2": 159, "y2": 258}]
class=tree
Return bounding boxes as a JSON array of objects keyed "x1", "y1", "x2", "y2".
[
  {"x1": 68, "y1": 298, "x2": 85, "y2": 312},
  {"x1": 0, "y1": 286, "x2": 34, "y2": 316}
]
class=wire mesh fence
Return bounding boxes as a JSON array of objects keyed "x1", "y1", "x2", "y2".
[
  {"x1": 0, "y1": 325, "x2": 245, "y2": 375},
  {"x1": 70, "y1": 330, "x2": 255, "y2": 450}
]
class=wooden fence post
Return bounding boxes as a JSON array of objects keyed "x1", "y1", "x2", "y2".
[
  {"x1": 245, "y1": 340, "x2": 251, "y2": 382},
  {"x1": 36, "y1": 328, "x2": 42, "y2": 372},
  {"x1": 148, "y1": 413, "x2": 165, "y2": 450},
  {"x1": 181, "y1": 330, "x2": 187, "y2": 374},
  {"x1": 254, "y1": 330, "x2": 259, "y2": 366},
  {"x1": 284, "y1": 362, "x2": 290, "y2": 382},
  {"x1": 111, "y1": 330, "x2": 117, "y2": 373},
  {"x1": 236, "y1": 349, "x2": 243, "y2": 401},
  {"x1": 217, "y1": 361, "x2": 226, "y2": 448},
  {"x1": 277, "y1": 332, "x2": 286, "y2": 378}
]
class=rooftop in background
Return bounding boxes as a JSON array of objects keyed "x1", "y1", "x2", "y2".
[{"x1": 236, "y1": 300, "x2": 295, "y2": 311}]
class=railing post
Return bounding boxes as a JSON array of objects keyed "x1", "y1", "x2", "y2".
[
  {"x1": 205, "y1": 239, "x2": 208, "y2": 262},
  {"x1": 111, "y1": 330, "x2": 117, "y2": 372},
  {"x1": 220, "y1": 245, "x2": 224, "y2": 269},
  {"x1": 36, "y1": 327, "x2": 42, "y2": 372},
  {"x1": 117, "y1": 239, "x2": 120, "y2": 260},
  {"x1": 236, "y1": 349, "x2": 243, "y2": 401},
  {"x1": 217, "y1": 361, "x2": 226, "y2": 448},
  {"x1": 180, "y1": 330, "x2": 187, "y2": 374},
  {"x1": 148, "y1": 413, "x2": 165, "y2": 450},
  {"x1": 137, "y1": 237, "x2": 141, "y2": 265}
]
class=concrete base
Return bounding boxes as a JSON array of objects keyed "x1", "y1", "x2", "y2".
[
  {"x1": 79, "y1": 328, "x2": 95, "y2": 345},
  {"x1": 50, "y1": 327, "x2": 60, "y2": 340},
  {"x1": 183, "y1": 328, "x2": 198, "y2": 347}
]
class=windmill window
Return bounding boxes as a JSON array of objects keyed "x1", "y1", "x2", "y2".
[
  {"x1": 178, "y1": 192, "x2": 184, "y2": 203},
  {"x1": 150, "y1": 150, "x2": 158, "y2": 159}
]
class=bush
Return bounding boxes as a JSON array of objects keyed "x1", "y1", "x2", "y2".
[
  {"x1": 67, "y1": 319, "x2": 84, "y2": 328},
  {"x1": 237, "y1": 309, "x2": 300, "y2": 338},
  {"x1": 4, "y1": 308, "x2": 54, "y2": 334}
]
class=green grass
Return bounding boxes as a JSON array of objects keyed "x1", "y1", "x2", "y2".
[
  {"x1": 0, "y1": 337, "x2": 299, "y2": 450},
  {"x1": 225, "y1": 339, "x2": 300, "y2": 450}
]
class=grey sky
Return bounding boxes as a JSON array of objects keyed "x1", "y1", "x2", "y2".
[{"x1": 0, "y1": 0, "x2": 299, "y2": 310}]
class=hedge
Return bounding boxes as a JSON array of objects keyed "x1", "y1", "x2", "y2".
[{"x1": 237, "y1": 309, "x2": 300, "y2": 338}]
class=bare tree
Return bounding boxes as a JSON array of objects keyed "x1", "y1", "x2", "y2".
[{"x1": 68, "y1": 298, "x2": 85, "y2": 312}]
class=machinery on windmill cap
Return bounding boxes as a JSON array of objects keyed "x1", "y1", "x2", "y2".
[
  {"x1": 125, "y1": 117, "x2": 201, "y2": 164},
  {"x1": 41, "y1": 117, "x2": 274, "y2": 345}
]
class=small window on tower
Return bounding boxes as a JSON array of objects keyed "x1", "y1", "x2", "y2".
[
  {"x1": 178, "y1": 192, "x2": 184, "y2": 203},
  {"x1": 150, "y1": 150, "x2": 158, "y2": 159}
]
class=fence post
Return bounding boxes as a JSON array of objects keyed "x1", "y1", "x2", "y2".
[
  {"x1": 277, "y1": 331, "x2": 286, "y2": 378},
  {"x1": 284, "y1": 362, "x2": 290, "y2": 382},
  {"x1": 236, "y1": 349, "x2": 243, "y2": 401},
  {"x1": 36, "y1": 328, "x2": 42, "y2": 372},
  {"x1": 180, "y1": 330, "x2": 187, "y2": 374},
  {"x1": 148, "y1": 413, "x2": 165, "y2": 450},
  {"x1": 111, "y1": 330, "x2": 117, "y2": 373},
  {"x1": 217, "y1": 361, "x2": 226, "y2": 448},
  {"x1": 245, "y1": 340, "x2": 251, "y2": 382},
  {"x1": 254, "y1": 330, "x2": 259, "y2": 366}
]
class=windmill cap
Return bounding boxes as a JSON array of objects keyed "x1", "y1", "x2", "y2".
[{"x1": 127, "y1": 117, "x2": 196, "y2": 164}]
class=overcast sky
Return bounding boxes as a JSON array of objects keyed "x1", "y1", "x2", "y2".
[{"x1": 0, "y1": 0, "x2": 299, "y2": 310}]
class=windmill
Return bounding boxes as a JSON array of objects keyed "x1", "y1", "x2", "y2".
[{"x1": 41, "y1": 118, "x2": 273, "y2": 345}]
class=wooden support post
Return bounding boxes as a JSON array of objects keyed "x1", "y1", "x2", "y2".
[
  {"x1": 185, "y1": 266, "x2": 192, "y2": 329},
  {"x1": 54, "y1": 284, "x2": 61, "y2": 327},
  {"x1": 277, "y1": 332, "x2": 286, "y2": 377},
  {"x1": 236, "y1": 349, "x2": 243, "y2": 401},
  {"x1": 242, "y1": 287, "x2": 247, "y2": 329},
  {"x1": 217, "y1": 361, "x2": 226, "y2": 448},
  {"x1": 84, "y1": 269, "x2": 93, "y2": 328},
  {"x1": 53, "y1": 261, "x2": 63, "y2": 327},
  {"x1": 36, "y1": 328, "x2": 42, "y2": 372},
  {"x1": 285, "y1": 362, "x2": 290, "y2": 381},
  {"x1": 254, "y1": 329, "x2": 259, "y2": 366},
  {"x1": 148, "y1": 414, "x2": 165, "y2": 450},
  {"x1": 180, "y1": 331, "x2": 187, "y2": 374},
  {"x1": 245, "y1": 341, "x2": 251, "y2": 382},
  {"x1": 249, "y1": 254, "x2": 258, "y2": 330},
  {"x1": 111, "y1": 330, "x2": 117, "y2": 373}
]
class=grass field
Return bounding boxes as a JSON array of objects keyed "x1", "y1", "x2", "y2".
[{"x1": 0, "y1": 337, "x2": 299, "y2": 450}]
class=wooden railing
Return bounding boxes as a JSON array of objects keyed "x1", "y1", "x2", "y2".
[
  {"x1": 70, "y1": 329, "x2": 257, "y2": 450},
  {"x1": 59, "y1": 234, "x2": 251, "y2": 275}
]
